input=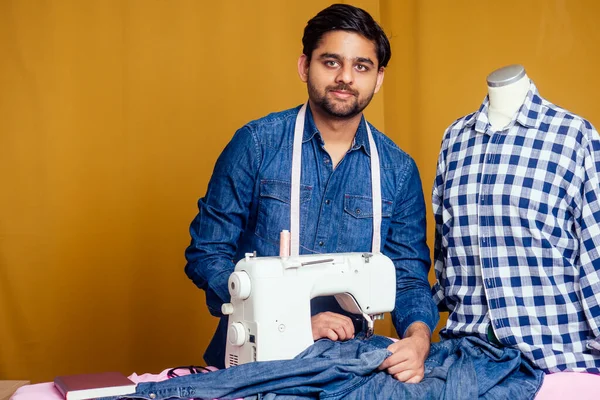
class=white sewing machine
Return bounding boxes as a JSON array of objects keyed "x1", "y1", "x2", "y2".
[{"x1": 221, "y1": 252, "x2": 396, "y2": 367}]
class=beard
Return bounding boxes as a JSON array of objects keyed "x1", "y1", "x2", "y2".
[{"x1": 307, "y1": 78, "x2": 375, "y2": 119}]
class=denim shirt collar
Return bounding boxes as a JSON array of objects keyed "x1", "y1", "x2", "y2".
[
  {"x1": 303, "y1": 103, "x2": 371, "y2": 156},
  {"x1": 464, "y1": 80, "x2": 544, "y2": 134}
]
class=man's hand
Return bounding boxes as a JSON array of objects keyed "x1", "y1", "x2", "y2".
[
  {"x1": 378, "y1": 322, "x2": 431, "y2": 383},
  {"x1": 311, "y1": 311, "x2": 355, "y2": 341}
]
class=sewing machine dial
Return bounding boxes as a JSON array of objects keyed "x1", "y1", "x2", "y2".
[{"x1": 228, "y1": 322, "x2": 247, "y2": 346}]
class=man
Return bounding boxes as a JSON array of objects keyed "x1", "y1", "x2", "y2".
[{"x1": 185, "y1": 4, "x2": 438, "y2": 382}]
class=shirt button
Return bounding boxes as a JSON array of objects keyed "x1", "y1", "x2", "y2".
[
  {"x1": 318, "y1": 241, "x2": 324, "y2": 247},
  {"x1": 149, "y1": 394, "x2": 156, "y2": 399},
  {"x1": 325, "y1": 199, "x2": 330, "y2": 205},
  {"x1": 356, "y1": 209, "x2": 361, "y2": 214}
]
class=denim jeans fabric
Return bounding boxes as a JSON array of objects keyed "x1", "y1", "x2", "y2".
[
  {"x1": 98, "y1": 335, "x2": 544, "y2": 400},
  {"x1": 184, "y1": 104, "x2": 438, "y2": 367}
]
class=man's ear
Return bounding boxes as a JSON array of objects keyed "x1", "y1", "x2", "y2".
[
  {"x1": 374, "y1": 67, "x2": 385, "y2": 94},
  {"x1": 297, "y1": 54, "x2": 309, "y2": 83}
]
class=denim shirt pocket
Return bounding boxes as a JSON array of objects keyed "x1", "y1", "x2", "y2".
[
  {"x1": 337, "y1": 195, "x2": 393, "y2": 251},
  {"x1": 255, "y1": 179, "x2": 313, "y2": 246}
]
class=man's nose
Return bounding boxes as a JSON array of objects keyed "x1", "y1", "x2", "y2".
[{"x1": 335, "y1": 64, "x2": 354, "y2": 85}]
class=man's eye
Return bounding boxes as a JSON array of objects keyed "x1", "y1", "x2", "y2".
[
  {"x1": 325, "y1": 60, "x2": 339, "y2": 67},
  {"x1": 356, "y1": 65, "x2": 369, "y2": 72}
]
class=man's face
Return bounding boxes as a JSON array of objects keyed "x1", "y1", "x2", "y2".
[{"x1": 298, "y1": 30, "x2": 385, "y2": 119}]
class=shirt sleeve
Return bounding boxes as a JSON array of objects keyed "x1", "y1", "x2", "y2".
[
  {"x1": 386, "y1": 156, "x2": 439, "y2": 337},
  {"x1": 575, "y1": 121, "x2": 600, "y2": 335},
  {"x1": 432, "y1": 132, "x2": 450, "y2": 312},
  {"x1": 184, "y1": 125, "x2": 261, "y2": 316}
]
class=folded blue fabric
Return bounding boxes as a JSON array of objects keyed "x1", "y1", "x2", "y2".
[{"x1": 99, "y1": 334, "x2": 543, "y2": 400}]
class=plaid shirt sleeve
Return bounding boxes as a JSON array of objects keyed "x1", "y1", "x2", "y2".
[
  {"x1": 576, "y1": 121, "x2": 600, "y2": 335},
  {"x1": 432, "y1": 126, "x2": 451, "y2": 311}
]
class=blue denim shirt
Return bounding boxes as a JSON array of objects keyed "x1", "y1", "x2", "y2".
[
  {"x1": 185, "y1": 104, "x2": 438, "y2": 367},
  {"x1": 98, "y1": 335, "x2": 543, "y2": 400}
]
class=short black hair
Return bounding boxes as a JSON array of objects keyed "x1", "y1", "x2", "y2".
[{"x1": 302, "y1": 4, "x2": 391, "y2": 68}]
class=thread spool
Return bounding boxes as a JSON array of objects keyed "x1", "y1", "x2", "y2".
[{"x1": 279, "y1": 230, "x2": 291, "y2": 257}]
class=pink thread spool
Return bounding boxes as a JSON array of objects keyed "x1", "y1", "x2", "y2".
[{"x1": 279, "y1": 230, "x2": 291, "y2": 257}]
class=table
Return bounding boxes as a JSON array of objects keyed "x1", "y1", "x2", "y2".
[{"x1": 0, "y1": 381, "x2": 30, "y2": 400}]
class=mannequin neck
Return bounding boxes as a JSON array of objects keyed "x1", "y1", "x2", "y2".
[{"x1": 487, "y1": 74, "x2": 530, "y2": 130}]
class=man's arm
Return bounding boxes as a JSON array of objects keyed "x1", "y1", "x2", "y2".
[
  {"x1": 379, "y1": 157, "x2": 439, "y2": 382},
  {"x1": 387, "y1": 157, "x2": 438, "y2": 336},
  {"x1": 184, "y1": 125, "x2": 261, "y2": 316}
]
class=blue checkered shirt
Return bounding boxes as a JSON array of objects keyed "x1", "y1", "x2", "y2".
[{"x1": 433, "y1": 81, "x2": 600, "y2": 372}]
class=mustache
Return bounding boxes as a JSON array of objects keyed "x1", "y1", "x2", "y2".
[{"x1": 327, "y1": 84, "x2": 358, "y2": 96}]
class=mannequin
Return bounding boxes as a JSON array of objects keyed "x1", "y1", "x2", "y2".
[
  {"x1": 434, "y1": 62, "x2": 600, "y2": 374},
  {"x1": 486, "y1": 64, "x2": 530, "y2": 130}
]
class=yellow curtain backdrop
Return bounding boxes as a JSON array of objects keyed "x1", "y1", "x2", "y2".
[{"x1": 1, "y1": 0, "x2": 599, "y2": 383}]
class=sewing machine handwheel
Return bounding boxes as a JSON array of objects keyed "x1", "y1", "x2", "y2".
[{"x1": 229, "y1": 271, "x2": 251, "y2": 299}]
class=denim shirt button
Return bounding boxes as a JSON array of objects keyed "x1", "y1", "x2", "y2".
[
  {"x1": 325, "y1": 199, "x2": 331, "y2": 205},
  {"x1": 318, "y1": 241, "x2": 324, "y2": 246},
  {"x1": 149, "y1": 394, "x2": 156, "y2": 399},
  {"x1": 356, "y1": 208, "x2": 361, "y2": 214}
]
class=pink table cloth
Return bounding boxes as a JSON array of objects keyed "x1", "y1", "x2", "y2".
[{"x1": 11, "y1": 367, "x2": 599, "y2": 399}]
